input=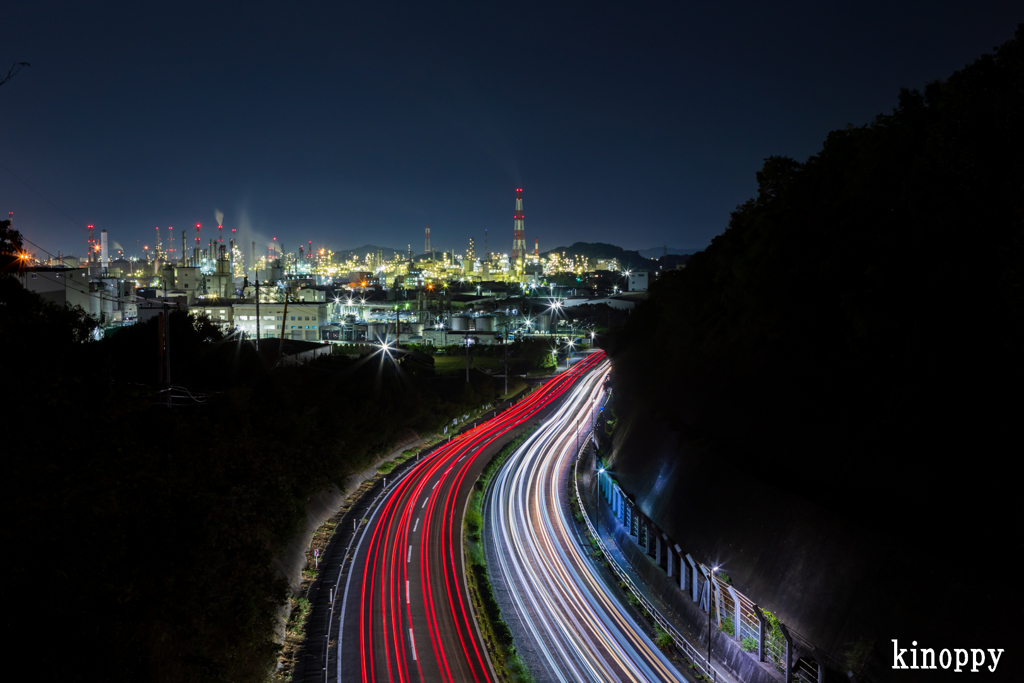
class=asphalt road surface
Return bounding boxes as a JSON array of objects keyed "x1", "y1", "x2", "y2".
[
  {"x1": 337, "y1": 351, "x2": 607, "y2": 683},
  {"x1": 487, "y1": 357, "x2": 686, "y2": 682}
]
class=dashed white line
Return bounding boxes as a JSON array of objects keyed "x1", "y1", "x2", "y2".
[
  {"x1": 422, "y1": 497, "x2": 428, "y2": 508},
  {"x1": 432, "y1": 480, "x2": 439, "y2": 490},
  {"x1": 413, "y1": 518, "x2": 420, "y2": 532},
  {"x1": 407, "y1": 545, "x2": 412, "y2": 563},
  {"x1": 406, "y1": 580, "x2": 410, "y2": 603},
  {"x1": 409, "y1": 628, "x2": 418, "y2": 660}
]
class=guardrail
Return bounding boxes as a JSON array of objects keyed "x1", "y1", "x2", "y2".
[{"x1": 572, "y1": 422, "x2": 726, "y2": 683}]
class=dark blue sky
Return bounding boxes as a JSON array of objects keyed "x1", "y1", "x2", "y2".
[{"x1": 1, "y1": 2, "x2": 1019, "y2": 259}]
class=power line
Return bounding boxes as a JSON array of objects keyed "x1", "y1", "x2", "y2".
[{"x1": 0, "y1": 160, "x2": 89, "y2": 232}]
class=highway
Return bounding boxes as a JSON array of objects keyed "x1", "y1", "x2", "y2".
[
  {"x1": 487, "y1": 357, "x2": 687, "y2": 682},
  {"x1": 336, "y1": 351, "x2": 607, "y2": 683}
]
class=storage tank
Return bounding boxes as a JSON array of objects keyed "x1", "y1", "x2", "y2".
[
  {"x1": 410, "y1": 322, "x2": 424, "y2": 336},
  {"x1": 451, "y1": 315, "x2": 470, "y2": 331},
  {"x1": 366, "y1": 322, "x2": 380, "y2": 339},
  {"x1": 474, "y1": 315, "x2": 494, "y2": 332},
  {"x1": 536, "y1": 315, "x2": 551, "y2": 333}
]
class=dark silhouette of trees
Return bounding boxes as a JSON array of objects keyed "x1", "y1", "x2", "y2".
[{"x1": 609, "y1": 25, "x2": 1023, "y2": 529}]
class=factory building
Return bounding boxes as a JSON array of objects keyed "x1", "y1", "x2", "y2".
[{"x1": 232, "y1": 302, "x2": 329, "y2": 342}]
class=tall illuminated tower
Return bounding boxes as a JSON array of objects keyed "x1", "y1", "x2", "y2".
[
  {"x1": 512, "y1": 188, "x2": 526, "y2": 264},
  {"x1": 424, "y1": 225, "x2": 431, "y2": 256}
]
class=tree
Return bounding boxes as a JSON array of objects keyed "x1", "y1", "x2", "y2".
[
  {"x1": 0, "y1": 218, "x2": 26, "y2": 276},
  {"x1": 0, "y1": 61, "x2": 30, "y2": 88}
]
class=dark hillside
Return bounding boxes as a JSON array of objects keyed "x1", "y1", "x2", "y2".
[
  {"x1": 1, "y1": 288, "x2": 501, "y2": 683},
  {"x1": 606, "y1": 25, "x2": 1023, "y2": 670}
]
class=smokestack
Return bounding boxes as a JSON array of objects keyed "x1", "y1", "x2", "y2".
[
  {"x1": 534, "y1": 237, "x2": 539, "y2": 257},
  {"x1": 182, "y1": 230, "x2": 187, "y2": 265},
  {"x1": 252, "y1": 241, "x2": 256, "y2": 274},
  {"x1": 87, "y1": 224, "x2": 95, "y2": 264},
  {"x1": 100, "y1": 230, "x2": 109, "y2": 268},
  {"x1": 424, "y1": 225, "x2": 431, "y2": 255},
  {"x1": 512, "y1": 188, "x2": 525, "y2": 262}
]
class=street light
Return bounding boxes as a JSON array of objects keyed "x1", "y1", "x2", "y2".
[
  {"x1": 596, "y1": 467, "x2": 605, "y2": 538},
  {"x1": 708, "y1": 565, "x2": 720, "y2": 668}
]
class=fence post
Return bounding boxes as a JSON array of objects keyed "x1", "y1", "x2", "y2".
[
  {"x1": 753, "y1": 604, "x2": 767, "y2": 664},
  {"x1": 686, "y1": 554, "x2": 699, "y2": 602},
  {"x1": 779, "y1": 622, "x2": 794, "y2": 683},
  {"x1": 813, "y1": 646, "x2": 827, "y2": 683},
  {"x1": 727, "y1": 586, "x2": 741, "y2": 642}
]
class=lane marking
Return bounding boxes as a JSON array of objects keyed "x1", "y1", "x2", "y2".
[
  {"x1": 409, "y1": 628, "x2": 418, "y2": 660},
  {"x1": 432, "y1": 480, "x2": 439, "y2": 490},
  {"x1": 408, "y1": 545, "x2": 412, "y2": 563},
  {"x1": 422, "y1": 497, "x2": 428, "y2": 509},
  {"x1": 406, "y1": 580, "x2": 410, "y2": 603},
  {"x1": 413, "y1": 518, "x2": 419, "y2": 532}
]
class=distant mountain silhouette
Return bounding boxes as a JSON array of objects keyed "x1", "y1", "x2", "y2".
[
  {"x1": 538, "y1": 242, "x2": 655, "y2": 271},
  {"x1": 637, "y1": 246, "x2": 700, "y2": 259},
  {"x1": 336, "y1": 244, "x2": 406, "y2": 260}
]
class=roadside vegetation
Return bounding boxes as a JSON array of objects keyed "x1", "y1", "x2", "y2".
[
  {"x1": 463, "y1": 426, "x2": 539, "y2": 683},
  {"x1": 0, "y1": 265, "x2": 514, "y2": 683}
]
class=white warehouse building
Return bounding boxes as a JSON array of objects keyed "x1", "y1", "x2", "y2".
[{"x1": 232, "y1": 302, "x2": 328, "y2": 342}]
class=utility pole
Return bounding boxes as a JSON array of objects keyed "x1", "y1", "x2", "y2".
[
  {"x1": 157, "y1": 309, "x2": 164, "y2": 386},
  {"x1": 279, "y1": 288, "x2": 290, "y2": 356},
  {"x1": 255, "y1": 268, "x2": 261, "y2": 352},
  {"x1": 163, "y1": 302, "x2": 172, "y2": 407},
  {"x1": 504, "y1": 318, "x2": 508, "y2": 397},
  {"x1": 465, "y1": 336, "x2": 470, "y2": 383}
]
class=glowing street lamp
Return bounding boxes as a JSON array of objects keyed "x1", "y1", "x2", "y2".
[{"x1": 707, "y1": 565, "x2": 720, "y2": 667}]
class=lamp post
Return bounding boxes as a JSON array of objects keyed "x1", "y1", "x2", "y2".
[
  {"x1": 597, "y1": 467, "x2": 605, "y2": 538},
  {"x1": 708, "y1": 565, "x2": 719, "y2": 669}
]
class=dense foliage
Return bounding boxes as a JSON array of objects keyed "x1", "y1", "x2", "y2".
[
  {"x1": 2, "y1": 288, "x2": 501, "y2": 682},
  {"x1": 609, "y1": 27, "x2": 1023, "y2": 536}
]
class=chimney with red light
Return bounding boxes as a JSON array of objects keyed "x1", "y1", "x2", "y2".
[{"x1": 512, "y1": 189, "x2": 526, "y2": 263}]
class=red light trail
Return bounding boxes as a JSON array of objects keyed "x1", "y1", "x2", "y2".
[{"x1": 341, "y1": 352, "x2": 605, "y2": 683}]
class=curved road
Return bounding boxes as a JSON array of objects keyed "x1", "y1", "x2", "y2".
[
  {"x1": 337, "y1": 352, "x2": 606, "y2": 683},
  {"x1": 488, "y1": 358, "x2": 686, "y2": 682}
]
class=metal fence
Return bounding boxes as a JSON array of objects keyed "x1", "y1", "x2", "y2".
[
  {"x1": 735, "y1": 592, "x2": 760, "y2": 650},
  {"x1": 575, "y1": 432, "x2": 726, "y2": 683},
  {"x1": 593, "y1": 452, "x2": 822, "y2": 682}
]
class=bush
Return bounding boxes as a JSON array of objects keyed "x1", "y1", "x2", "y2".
[
  {"x1": 719, "y1": 616, "x2": 735, "y2": 636},
  {"x1": 465, "y1": 505, "x2": 482, "y2": 535},
  {"x1": 742, "y1": 636, "x2": 758, "y2": 652},
  {"x1": 376, "y1": 460, "x2": 396, "y2": 474},
  {"x1": 654, "y1": 625, "x2": 674, "y2": 650}
]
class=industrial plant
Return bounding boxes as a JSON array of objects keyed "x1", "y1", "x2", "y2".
[{"x1": 13, "y1": 190, "x2": 659, "y2": 350}]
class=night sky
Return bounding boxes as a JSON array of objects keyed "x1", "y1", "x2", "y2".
[{"x1": 1, "y1": 2, "x2": 1019, "y2": 259}]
